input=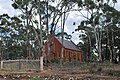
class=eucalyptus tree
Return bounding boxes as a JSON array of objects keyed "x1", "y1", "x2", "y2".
[
  {"x1": 74, "y1": 0, "x2": 120, "y2": 62},
  {"x1": 114, "y1": 27, "x2": 120, "y2": 62},
  {"x1": 0, "y1": 14, "x2": 27, "y2": 59},
  {"x1": 11, "y1": 0, "x2": 74, "y2": 68},
  {"x1": 99, "y1": 0, "x2": 120, "y2": 62},
  {"x1": 75, "y1": 24, "x2": 95, "y2": 61},
  {"x1": 40, "y1": 0, "x2": 80, "y2": 65},
  {"x1": 11, "y1": 0, "x2": 46, "y2": 70}
]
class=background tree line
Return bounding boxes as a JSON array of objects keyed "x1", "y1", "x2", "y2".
[{"x1": 0, "y1": 0, "x2": 120, "y2": 64}]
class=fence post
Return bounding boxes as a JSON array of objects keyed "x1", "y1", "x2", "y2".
[
  {"x1": 1, "y1": 61, "x2": 3, "y2": 69},
  {"x1": 40, "y1": 56, "x2": 43, "y2": 71},
  {"x1": 18, "y1": 59, "x2": 21, "y2": 70}
]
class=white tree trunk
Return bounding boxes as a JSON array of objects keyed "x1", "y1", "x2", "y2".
[
  {"x1": 98, "y1": 31, "x2": 102, "y2": 61},
  {"x1": 40, "y1": 56, "x2": 43, "y2": 71},
  {"x1": 38, "y1": 0, "x2": 43, "y2": 71},
  {"x1": 1, "y1": 61, "x2": 3, "y2": 69},
  {"x1": 94, "y1": 29, "x2": 102, "y2": 62}
]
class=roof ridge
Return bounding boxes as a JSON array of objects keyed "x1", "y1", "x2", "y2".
[
  {"x1": 70, "y1": 40, "x2": 81, "y2": 50},
  {"x1": 56, "y1": 37, "x2": 81, "y2": 51}
]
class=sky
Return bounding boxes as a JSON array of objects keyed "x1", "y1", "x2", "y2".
[{"x1": 0, "y1": 0, "x2": 120, "y2": 44}]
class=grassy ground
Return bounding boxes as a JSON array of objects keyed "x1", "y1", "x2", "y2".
[{"x1": 0, "y1": 62, "x2": 120, "y2": 80}]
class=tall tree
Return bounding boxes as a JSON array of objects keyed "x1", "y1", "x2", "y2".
[
  {"x1": 12, "y1": 0, "x2": 46, "y2": 70},
  {"x1": 0, "y1": 14, "x2": 28, "y2": 59},
  {"x1": 74, "y1": 0, "x2": 120, "y2": 62}
]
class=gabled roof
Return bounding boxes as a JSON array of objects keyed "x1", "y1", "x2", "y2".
[{"x1": 57, "y1": 37, "x2": 81, "y2": 51}]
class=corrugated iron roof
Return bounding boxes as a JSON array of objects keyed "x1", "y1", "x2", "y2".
[{"x1": 57, "y1": 38, "x2": 81, "y2": 51}]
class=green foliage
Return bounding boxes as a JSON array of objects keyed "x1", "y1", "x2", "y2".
[
  {"x1": 77, "y1": 0, "x2": 83, "y2": 7},
  {"x1": 94, "y1": 16, "x2": 99, "y2": 25},
  {"x1": 0, "y1": 0, "x2": 119, "y2": 63},
  {"x1": 75, "y1": 0, "x2": 120, "y2": 62},
  {"x1": 0, "y1": 13, "x2": 30, "y2": 59},
  {"x1": 89, "y1": 63, "x2": 96, "y2": 73},
  {"x1": 12, "y1": 3, "x2": 19, "y2": 9},
  {"x1": 97, "y1": 67, "x2": 102, "y2": 72},
  {"x1": 12, "y1": 0, "x2": 32, "y2": 9},
  {"x1": 56, "y1": 32, "x2": 72, "y2": 40},
  {"x1": 108, "y1": 71, "x2": 114, "y2": 76},
  {"x1": 88, "y1": 63, "x2": 102, "y2": 73},
  {"x1": 31, "y1": 77, "x2": 41, "y2": 80},
  {"x1": 51, "y1": 58, "x2": 59, "y2": 63},
  {"x1": 108, "y1": 71, "x2": 120, "y2": 77}
]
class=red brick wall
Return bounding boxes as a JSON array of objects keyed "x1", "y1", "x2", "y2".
[{"x1": 45, "y1": 37, "x2": 83, "y2": 62}]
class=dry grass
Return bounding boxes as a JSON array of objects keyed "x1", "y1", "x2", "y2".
[{"x1": 0, "y1": 62, "x2": 120, "y2": 80}]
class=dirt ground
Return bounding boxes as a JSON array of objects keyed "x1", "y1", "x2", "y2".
[{"x1": 0, "y1": 62, "x2": 120, "y2": 80}]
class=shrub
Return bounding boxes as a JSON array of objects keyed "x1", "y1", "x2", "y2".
[
  {"x1": 97, "y1": 67, "x2": 102, "y2": 72},
  {"x1": 51, "y1": 58, "x2": 59, "y2": 63}
]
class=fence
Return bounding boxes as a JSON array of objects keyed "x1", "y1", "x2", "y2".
[{"x1": 0, "y1": 59, "x2": 41, "y2": 71}]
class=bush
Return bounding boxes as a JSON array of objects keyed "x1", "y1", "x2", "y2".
[
  {"x1": 108, "y1": 71, "x2": 120, "y2": 76},
  {"x1": 51, "y1": 59, "x2": 59, "y2": 63},
  {"x1": 89, "y1": 63, "x2": 102, "y2": 73},
  {"x1": 97, "y1": 67, "x2": 102, "y2": 72}
]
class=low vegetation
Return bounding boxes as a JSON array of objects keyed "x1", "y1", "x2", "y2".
[{"x1": 0, "y1": 62, "x2": 119, "y2": 80}]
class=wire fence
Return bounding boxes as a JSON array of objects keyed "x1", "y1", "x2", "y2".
[{"x1": 0, "y1": 59, "x2": 40, "y2": 71}]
